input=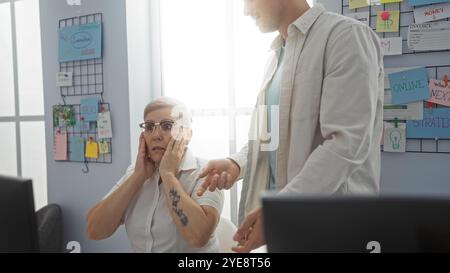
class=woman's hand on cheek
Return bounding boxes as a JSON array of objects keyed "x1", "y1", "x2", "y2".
[
  {"x1": 159, "y1": 135, "x2": 187, "y2": 179},
  {"x1": 134, "y1": 133, "x2": 156, "y2": 183}
]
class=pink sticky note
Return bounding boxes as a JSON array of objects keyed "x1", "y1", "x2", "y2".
[
  {"x1": 54, "y1": 131, "x2": 68, "y2": 161},
  {"x1": 427, "y1": 79, "x2": 450, "y2": 107}
]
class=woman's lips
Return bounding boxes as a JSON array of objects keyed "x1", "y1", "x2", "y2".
[{"x1": 152, "y1": 147, "x2": 165, "y2": 152}]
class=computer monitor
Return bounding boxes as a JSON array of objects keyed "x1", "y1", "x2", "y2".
[
  {"x1": 262, "y1": 195, "x2": 450, "y2": 253},
  {"x1": 0, "y1": 175, "x2": 39, "y2": 253}
]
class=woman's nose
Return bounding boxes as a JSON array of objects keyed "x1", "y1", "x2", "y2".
[{"x1": 151, "y1": 127, "x2": 163, "y2": 140}]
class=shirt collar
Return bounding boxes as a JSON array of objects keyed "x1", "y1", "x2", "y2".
[
  {"x1": 178, "y1": 148, "x2": 197, "y2": 172},
  {"x1": 270, "y1": 3, "x2": 326, "y2": 50}
]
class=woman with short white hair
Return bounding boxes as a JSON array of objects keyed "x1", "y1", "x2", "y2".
[{"x1": 86, "y1": 97, "x2": 223, "y2": 252}]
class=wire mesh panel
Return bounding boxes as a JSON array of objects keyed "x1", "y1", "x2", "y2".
[
  {"x1": 54, "y1": 13, "x2": 112, "y2": 166},
  {"x1": 58, "y1": 13, "x2": 104, "y2": 99},
  {"x1": 340, "y1": 2, "x2": 450, "y2": 153},
  {"x1": 53, "y1": 103, "x2": 112, "y2": 164},
  {"x1": 341, "y1": 0, "x2": 450, "y2": 55}
]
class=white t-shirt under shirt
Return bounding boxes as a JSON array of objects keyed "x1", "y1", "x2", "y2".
[{"x1": 105, "y1": 149, "x2": 223, "y2": 253}]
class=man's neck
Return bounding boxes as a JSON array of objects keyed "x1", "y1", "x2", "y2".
[{"x1": 278, "y1": 0, "x2": 311, "y2": 40}]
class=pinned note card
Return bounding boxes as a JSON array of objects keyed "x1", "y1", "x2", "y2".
[
  {"x1": 75, "y1": 116, "x2": 90, "y2": 132},
  {"x1": 380, "y1": 37, "x2": 403, "y2": 56},
  {"x1": 376, "y1": 11, "x2": 400, "y2": 33},
  {"x1": 97, "y1": 111, "x2": 112, "y2": 139},
  {"x1": 85, "y1": 139, "x2": 99, "y2": 159},
  {"x1": 54, "y1": 131, "x2": 68, "y2": 161},
  {"x1": 408, "y1": 0, "x2": 450, "y2": 7},
  {"x1": 59, "y1": 23, "x2": 102, "y2": 62},
  {"x1": 414, "y1": 3, "x2": 450, "y2": 23},
  {"x1": 99, "y1": 140, "x2": 109, "y2": 154},
  {"x1": 56, "y1": 72, "x2": 73, "y2": 87},
  {"x1": 388, "y1": 67, "x2": 430, "y2": 105},
  {"x1": 69, "y1": 136, "x2": 85, "y2": 162},
  {"x1": 345, "y1": 11, "x2": 370, "y2": 25},
  {"x1": 408, "y1": 21, "x2": 450, "y2": 51},
  {"x1": 80, "y1": 98, "x2": 99, "y2": 122},
  {"x1": 53, "y1": 105, "x2": 75, "y2": 128},
  {"x1": 349, "y1": 0, "x2": 370, "y2": 9},
  {"x1": 383, "y1": 122, "x2": 406, "y2": 153},
  {"x1": 427, "y1": 79, "x2": 450, "y2": 107},
  {"x1": 407, "y1": 108, "x2": 450, "y2": 139}
]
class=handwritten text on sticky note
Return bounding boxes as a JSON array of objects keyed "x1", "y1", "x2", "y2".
[
  {"x1": 427, "y1": 79, "x2": 450, "y2": 107},
  {"x1": 388, "y1": 67, "x2": 430, "y2": 104}
]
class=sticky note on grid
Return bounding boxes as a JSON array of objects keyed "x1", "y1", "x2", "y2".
[
  {"x1": 80, "y1": 98, "x2": 99, "y2": 122},
  {"x1": 383, "y1": 122, "x2": 406, "y2": 153},
  {"x1": 349, "y1": 0, "x2": 370, "y2": 9},
  {"x1": 54, "y1": 131, "x2": 68, "y2": 161},
  {"x1": 97, "y1": 111, "x2": 113, "y2": 139},
  {"x1": 69, "y1": 136, "x2": 85, "y2": 162},
  {"x1": 407, "y1": 108, "x2": 450, "y2": 139},
  {"x1": 388, "y1": 67, "x2": 430, "y2": 105},
  {"x1": 427, "y1": 79, "x2": 450, "y2": 107},
  {"x1": 376, "y1": 11, "x2": 400, "y2": 33},
  {"x1": 381, "y1": 0, "x2": 402, "y2": 3},
  {"x1": 85, "y1": 140, "x2": 99, "y2": 159},
  {"x1": 99, "y1": 140, "x2": 109, "y2": 154}
]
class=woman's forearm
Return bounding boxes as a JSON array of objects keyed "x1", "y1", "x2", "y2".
[
  {"x1": 86, "y1": 173, "x2": 146, "y2": 240},
  {"x1": 160, "y1": 173, "x2": 218, "y2": 248}
]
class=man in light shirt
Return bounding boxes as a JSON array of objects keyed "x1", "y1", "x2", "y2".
[{"x1": 197, "y1": 0, "x2": 384, "y2": 252}]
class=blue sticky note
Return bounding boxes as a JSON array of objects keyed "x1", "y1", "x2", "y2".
[
  {"x1": 69, "y1": 136, "x2": 85, "y2": 162},
  {"x1": 80, "y1": 98, "x2": 99, "y2": 122},
  {"x1": 407, "y1": 108, "x2": 450, "y2": 139},
  {"x1": 408, "y1": 0, "x2": 450, "y2": 7},
  {"x1": 75, "y1": 117, "x2": 90, "y2": 132},
  {"x1": 388, "y1": 67, "x2": 430, "y2": 105},
  {"x1": 59, "y1": 23, "x2": 102, "y2": 62}
]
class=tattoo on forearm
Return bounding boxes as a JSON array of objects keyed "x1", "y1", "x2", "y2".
[{"x1": 169, "y1": 188, "x2": 189, "y2": 226}]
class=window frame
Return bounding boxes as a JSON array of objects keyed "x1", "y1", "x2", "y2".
[{"x1": 0, "y1": 0, "x2": 46, "y2": 205}]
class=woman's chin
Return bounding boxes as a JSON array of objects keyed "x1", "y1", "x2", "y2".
[{"x1": 148, "y1": 154, "x2": 162, "y2": 163}]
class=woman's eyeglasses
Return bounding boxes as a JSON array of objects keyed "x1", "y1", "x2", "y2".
[{"x1": 139, "y1": 120, "x2": 175, "y2": 134}]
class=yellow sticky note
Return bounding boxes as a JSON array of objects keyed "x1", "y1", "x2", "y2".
[
  {"x1": 376, "y1": 11, "x2": 400, "y2": 33},
  {"x1": 85, "y1": 140, "x2": 99, "y2": 159},
  {"x1": 349, "y1": 0, "x2": 370, "y2": 9},
  {"x1": 381, "y1": 0, "x2": 402, "y2": 3},
  {"x1": 99, "y1": 140, "x2": 109, "y2": 154}
]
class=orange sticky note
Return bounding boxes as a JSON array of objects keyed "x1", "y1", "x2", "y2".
[{"x1": 85, "y1": 139, "x2": 99, "y2": 159}]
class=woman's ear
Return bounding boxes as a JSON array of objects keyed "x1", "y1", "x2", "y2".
[{"x1": 185, "y1": 129, "x2": 193, "y2": 145}]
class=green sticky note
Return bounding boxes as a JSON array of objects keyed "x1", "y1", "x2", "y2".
[
  {"x1": 349, "y1": 0, "x2": 370, "y2": 9},
  {"x1": 376, "y1": 11, "x2": 400, "y2": 33},
  {"x1": 381, "y1": 0, "x2": 402, "y2": 3}
]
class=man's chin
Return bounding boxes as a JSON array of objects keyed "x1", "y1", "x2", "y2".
[{"x1": 258, "y1": 24, "x2": 277, "y2": 34}]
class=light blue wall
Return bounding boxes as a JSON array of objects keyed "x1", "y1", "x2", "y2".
[
  {"x1": 40, "y1": 0, "x2": 132, "y2": 252},
  {"x1": 318, "y1": 0, "x2": 450, "y2": 196}
]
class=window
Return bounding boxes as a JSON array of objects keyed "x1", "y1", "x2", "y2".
[
  {"x1": 0, "y1": 0, "x2": 47, "y2": 210},
  {"x1": 159, "y1": 0, "x2": 313, "y2": 224}
]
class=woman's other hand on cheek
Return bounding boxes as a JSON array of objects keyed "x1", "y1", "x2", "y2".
[
  {"x1": 159, "y1": 134, "x2": 187, "y2": 179},
  {"x1": 133, "y1": 132, "x2": 156, "y2": 183}
]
